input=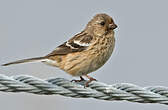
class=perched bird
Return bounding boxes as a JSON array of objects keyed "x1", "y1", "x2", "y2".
[{"x1": 2, "y1": 13, "x2": 117, "y2": 86}]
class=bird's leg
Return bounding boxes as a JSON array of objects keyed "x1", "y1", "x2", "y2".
[
  {"x1": 85, "y1": 75, "x2": 97, "y2": 87},
  {"x1": 71, "y1": 76, "x2": 85, "y2": 82}
]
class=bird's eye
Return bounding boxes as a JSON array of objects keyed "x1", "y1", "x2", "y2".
[{"x1": 100, "y1": 21, "x2": 105, "y2": 26}]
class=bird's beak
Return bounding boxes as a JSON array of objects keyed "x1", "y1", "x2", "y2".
[{"x1": 109, "y1": 23, "x2": 117, "y2": 30}]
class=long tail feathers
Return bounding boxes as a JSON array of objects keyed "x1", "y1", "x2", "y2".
[{"x1": 2, "y1": 57, "x2": 46, "y2": 66}]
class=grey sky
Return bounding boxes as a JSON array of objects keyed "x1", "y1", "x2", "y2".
[{"x1": 0, "y1": 0, "x2": 168, "y2": 110}]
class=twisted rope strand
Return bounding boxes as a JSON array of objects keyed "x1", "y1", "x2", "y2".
[{"x1": 0, "y1": 74, "x2": 168, "y2": 105}]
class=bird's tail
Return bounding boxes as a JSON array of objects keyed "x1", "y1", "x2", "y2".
[{"x1": 2, "y1": 57, "x2": 47, "y2": 66}]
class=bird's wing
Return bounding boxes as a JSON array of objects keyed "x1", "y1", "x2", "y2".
[{"x1": 46, "y1": 31, "x2": 93, "y2": 57}]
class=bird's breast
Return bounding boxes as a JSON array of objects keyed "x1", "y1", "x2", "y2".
[{"x1": 88, "y1": 33, "x2": 115, "y2": 72}]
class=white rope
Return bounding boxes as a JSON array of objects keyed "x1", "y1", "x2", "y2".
[{"x1": 0, "y1": 74, "x2": 168, "y2": 105}]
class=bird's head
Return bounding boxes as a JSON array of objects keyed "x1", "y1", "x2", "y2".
[{"x1": 86, "y1": 13, "x2": 117, "y2": 36}]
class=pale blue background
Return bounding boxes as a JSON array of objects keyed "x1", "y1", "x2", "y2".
[{"x1": 0, "y1": 0, "x2": 168, "y2": 110}]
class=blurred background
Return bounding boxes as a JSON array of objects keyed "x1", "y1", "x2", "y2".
[{"x1": 0, "y1": 0, "x2": 168, "y2": 110}]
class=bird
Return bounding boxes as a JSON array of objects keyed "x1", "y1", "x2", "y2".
[{"x1": 2, "y1": 13, "x2": 117, "y2": 87}]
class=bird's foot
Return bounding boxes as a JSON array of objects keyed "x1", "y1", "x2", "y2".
[
  {"x1": 71, "y1": 76, "x2": 85, "y2": 82},
  {"x1": 85, "y1": 75, "x2": 97, "y2": 87}
]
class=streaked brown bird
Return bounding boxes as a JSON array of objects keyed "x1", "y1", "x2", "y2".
[{"x1": 2, "y1": 13, "x2": 117, "y2": 86}]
